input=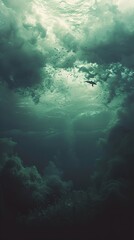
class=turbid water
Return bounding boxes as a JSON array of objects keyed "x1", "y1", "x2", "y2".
[{"x1": 0, "y1": 1, "x2": 134, "y2": 239}]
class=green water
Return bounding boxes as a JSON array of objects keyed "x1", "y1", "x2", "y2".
[{"x1": 0, "y1": 1, "x2": 134, "y2": 239}]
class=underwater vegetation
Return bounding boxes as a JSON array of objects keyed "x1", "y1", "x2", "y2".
[{"x1": 0, "y1": 0, "x2": 134, "y2": 239}]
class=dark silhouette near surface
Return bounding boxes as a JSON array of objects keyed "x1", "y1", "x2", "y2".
[{"x1": 85, "y1": 80, "x2": 97, "y2": 86}]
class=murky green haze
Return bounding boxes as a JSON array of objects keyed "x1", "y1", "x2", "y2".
[{"x1": 0, "y1": 1, "x2": 134, "y2": 239}]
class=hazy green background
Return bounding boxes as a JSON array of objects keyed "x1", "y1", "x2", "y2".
[{"x1": 0, "y1": 1, "x2": 134, "y2": 239}]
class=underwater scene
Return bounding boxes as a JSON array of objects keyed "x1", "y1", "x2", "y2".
[{"x1": 0, "y1": 0, "x2": 134, "y2": 239}]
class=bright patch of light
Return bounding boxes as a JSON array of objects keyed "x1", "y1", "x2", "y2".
[
  {"x1": 18, "y1": 0, "x2": 111, "y2": 118},
  {"x1": 113, "y1": 0, "x2": 134, "y2": 11},
  {"x1": 64, "y1": 0, "x2": 81, "y2": 5}
]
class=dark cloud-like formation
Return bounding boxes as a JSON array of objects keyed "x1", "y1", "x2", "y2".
[
  {"x1": 0, "y1": 2, "x2": 48, "y2": 98},
  {"x1": 79, "y1": 2, "x2": 134, "y2": 68},
  {"x1": 0, "y1": 23, "x2": 45, "y2": 90},
  {"x1": 78, "y1": 61, "x2": 134, "y2": 103},
  {"x1": 82, "y1": 26, "x2": 134, "y2": 68}
]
